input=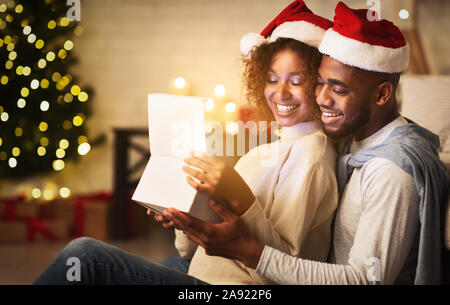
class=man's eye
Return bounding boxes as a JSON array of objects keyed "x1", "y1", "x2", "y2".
[{"x1": 333, "y1": 88, "x2": 348, "y2": 95}]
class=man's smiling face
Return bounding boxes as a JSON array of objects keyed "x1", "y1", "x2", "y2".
[{"x1": 315, "y1": 55, "x2": 378, "y2": 140}]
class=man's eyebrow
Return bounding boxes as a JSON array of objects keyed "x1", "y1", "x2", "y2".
[{"x1": 317, "y1": 74, "x2": 349, "y2": 88}]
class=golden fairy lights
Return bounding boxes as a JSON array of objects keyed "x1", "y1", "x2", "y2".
[
  {"x1": 31, "y1": 186, "x2": 71, "y2": 200},
  {"x1": 0, "y1": 4, "x2": 91, "y2": 191}
]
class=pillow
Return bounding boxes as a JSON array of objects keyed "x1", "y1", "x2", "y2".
[{"x1": 399, "y1": 75, "x2": 450, "y2": 153}]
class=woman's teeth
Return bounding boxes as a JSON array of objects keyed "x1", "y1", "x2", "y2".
[
  {"x1": 323, "y1": 112, "x2": 342, "y2": 117},
  {"x1": 276, "y1": 104, "x2": 299, "y2": 113}
]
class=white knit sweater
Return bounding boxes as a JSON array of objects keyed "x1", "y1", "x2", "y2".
[{"x1": 174, "y1": 121, "x2": 339, "y2": 284}]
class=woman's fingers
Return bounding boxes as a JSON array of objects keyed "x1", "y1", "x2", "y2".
[
  {"x1": 184, "y1": 156, "x2": 214, "y2": 173},
  {"x1": 190, "y1": 151, "x2": 216, "y2": 166},
  {"x1": 182, "y1": 165, "x2": 209, "y2": 183},
  {"x1": 186, "y1": 175, "x2": 210, "y2": 192}
]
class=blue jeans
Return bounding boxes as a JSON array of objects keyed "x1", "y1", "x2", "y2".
[
  {"x1": 33, "y1": 237, "x2": 208, "y2": 285},
  {"x1": 160, "y1": 255, "x2": 191, "y2": 274}
]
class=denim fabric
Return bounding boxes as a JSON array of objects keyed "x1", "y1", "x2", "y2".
[
  {"x1": 160, "y1": 255, "x2": 191, "y2": 274},
  {"x1": 33, "y1": 237, "x2": 208, "y2": 285}
]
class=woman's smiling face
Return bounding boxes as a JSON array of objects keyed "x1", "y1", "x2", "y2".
[{"x1": 264, "y1": 48, "x2": 314, "y2": 127}]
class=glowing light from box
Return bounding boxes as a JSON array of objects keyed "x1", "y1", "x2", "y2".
[
  {"x1": 78, "y1": 142, "x2": 91, "y2": 155},
  {"x1": 60, "y1": 187, "x2": 70, "y2": 198},
  {"x1": 205, "y1": 98, "x2": 214, "y2": 111},
  {"x1": 225, "y1": 122, "x2": 239, "y2": 135},
  {"x1": 399, "y1": 9, "x2": 409, "y2": 20},
  {"x1": 174, "y1": 77, "x2": 186, "y2": 89},
  {"x1": 32, "y1": 188, "x2": 41, "y2": 199},
  {"x1": 214, "y1": 84, "x2": 226, "y2": 97},
  {"x1": 225, "y1": 102, "x2": 236, "y2": 113}
]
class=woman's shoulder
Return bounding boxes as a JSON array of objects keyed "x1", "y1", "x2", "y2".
[{"x1": 289, "y1": 130, "x2": 337, "y2": 165}]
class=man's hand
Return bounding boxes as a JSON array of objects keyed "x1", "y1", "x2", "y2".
[
  {"x1": 163, "y1": 198, "x2": 264, "y2": 269},
  {"x1": 182, "y1": 151, "x2": 255, "y2": 215}
]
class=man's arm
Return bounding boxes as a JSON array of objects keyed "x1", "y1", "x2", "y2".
[{"x1": 165, "y1": 159, "x2": 420, "y2": 284}]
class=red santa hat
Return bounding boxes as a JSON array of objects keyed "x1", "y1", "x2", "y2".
[
  {"x1": 319, "y1": 2, "x2": 410, "y2": 73},
  {"x1": 240, "y1": 0, "x2": 332, "y2": 57}
]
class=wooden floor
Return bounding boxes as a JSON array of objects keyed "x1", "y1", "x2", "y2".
[{"x1": 0, "y1": 226, "x2": 177, "y2": 285}]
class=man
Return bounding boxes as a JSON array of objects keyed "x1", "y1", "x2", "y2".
[{"x1": 165, "y1": 2, "x2": 449, "y2": 284}]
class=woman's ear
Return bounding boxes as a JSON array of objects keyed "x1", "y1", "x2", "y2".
[{"x1": 376, "y1": 81, "x2": 394, "y2": 106}]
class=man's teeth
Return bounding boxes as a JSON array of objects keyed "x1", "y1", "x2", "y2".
[
  {"x1": 276, "y1": 104, "x2": 299, "y2": 113},
  {"x1": 323, "y1": 112, "x2": 342, "y2": 117}
]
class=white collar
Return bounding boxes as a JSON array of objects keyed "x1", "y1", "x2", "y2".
[{"x1": 280, "y1": 121, "x2": 319, "y2": 140}]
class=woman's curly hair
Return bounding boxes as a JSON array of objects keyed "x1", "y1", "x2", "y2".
[{"x1": 241, "y1": 38, "x2": 323, "y2": 123}]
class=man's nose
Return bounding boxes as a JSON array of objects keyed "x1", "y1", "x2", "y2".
[{"x1": 316, "y1": 84, "x2": 333, "y2": 108}]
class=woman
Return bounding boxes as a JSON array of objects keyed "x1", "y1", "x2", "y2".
[{"x1": 156, "y1": 1, "x2": 339, "y2": 284}]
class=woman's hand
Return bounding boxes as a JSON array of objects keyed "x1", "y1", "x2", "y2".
[
  {"x1": 147, "y1": 209, "x2": 175, "y2": 229},
  {"x1": 164, "y1": 199, "x2": 264, "y2": 269},
  {"x1": 182, "y1": 151, "x2": 255, "y2": 215}
]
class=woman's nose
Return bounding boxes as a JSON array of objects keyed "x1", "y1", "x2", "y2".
[{"x1": 276, "y1": 82, "x2": 291, "y2": 100}]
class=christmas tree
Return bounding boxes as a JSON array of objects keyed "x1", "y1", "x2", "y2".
[{"x1": 0, "y1": 0, "x2": 101, "y2": 179}]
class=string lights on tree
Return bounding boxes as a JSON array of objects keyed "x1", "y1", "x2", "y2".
[{"x1": 0, "y1": 0, "x2": 102, "y2": 179}]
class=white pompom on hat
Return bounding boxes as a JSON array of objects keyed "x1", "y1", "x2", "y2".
[
  {"x1": 318, "y1": 1, "x2": 410, "y2": 73},
  {"x1": 240, "y1": 0, "x2": 332, "y2": 57}
]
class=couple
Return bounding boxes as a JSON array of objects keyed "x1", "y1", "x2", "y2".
[{"x1": 34, "y1": 1, "x2": 448, "y2": 285}]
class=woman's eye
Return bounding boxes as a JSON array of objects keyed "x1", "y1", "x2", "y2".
[
  {"x1": 267, "y1": 77, "x2": 278, "y2": 83},
  {"x1": 291, "y1": 79, "x2": 303, "y2": 86}
]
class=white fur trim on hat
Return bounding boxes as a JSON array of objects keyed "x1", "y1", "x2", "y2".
[
  {"x1": 240, "y1": 32, "x2": 266, "y2": 57},
  {"x1": 319, "y1": 29, "x2": 410, "y2": 73},
  {"x1": 268, "y1": 20, "x2": 326, "y2": 48}
]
